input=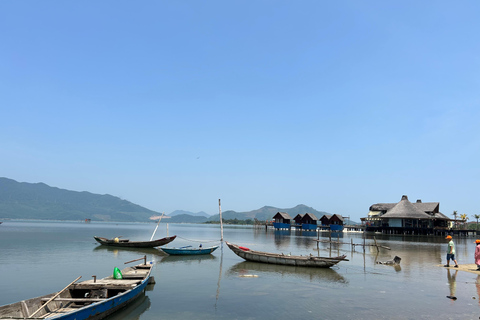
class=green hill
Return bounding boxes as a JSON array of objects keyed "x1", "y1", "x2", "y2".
[
  {"x1": 0, "y1": 177, "x2": 359, "y2": 224},
  {"x1": 0, "y1": 177, "x2": 159, "y2": 222}
]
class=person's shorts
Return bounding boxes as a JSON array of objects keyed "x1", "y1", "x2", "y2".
[{"x1": 447, "y1": 253, "x2": 455, "y2": 261}]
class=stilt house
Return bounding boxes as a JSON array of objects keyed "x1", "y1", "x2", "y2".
[
  {"x1": 272, "y1": 212, "x2": 292, "y2": 230},
  {"x1": 365, "y1": 195, "x2": 450, "y2": 234},
  {"x1": 300, "y1": 213, "x2": 318, "y2": 230}
]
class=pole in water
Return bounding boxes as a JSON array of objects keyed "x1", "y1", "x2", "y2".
[{"x1": 219, "y1": 199, "x2": 224, "y2": 242}]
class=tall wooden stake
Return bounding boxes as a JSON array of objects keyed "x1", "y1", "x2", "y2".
[{"x1": 219, "y1": 199, "x2": 224, "y2": 241}]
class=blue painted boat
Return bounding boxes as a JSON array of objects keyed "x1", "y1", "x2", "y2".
[
  {"x1": 160, "y1": 245, "x2": 219, "y2": 255},
  {"x1": 0, "y1": 258, "x2": 153, "y2": 320}
]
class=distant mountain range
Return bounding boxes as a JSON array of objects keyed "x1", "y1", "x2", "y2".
[
  {"x1": 0, "y1": 177, "x2": 358, "y2": 224},
  {"x1": 169, "y1": 210, "x2": 210, "y2": 218},
  {"x1": 0, "y1": 177, "x2": 157, "y2": 222}
]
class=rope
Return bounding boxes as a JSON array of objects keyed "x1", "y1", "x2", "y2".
[{"x1": 176, "y1": 236, "x2": 222, "y2": 244}]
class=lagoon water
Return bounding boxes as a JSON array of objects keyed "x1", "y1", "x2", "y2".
[{"x1": 1, "y1": 221, "x2": 480, "y2": 319}]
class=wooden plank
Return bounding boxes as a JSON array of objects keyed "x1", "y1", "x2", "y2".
[
  {"x1": 41, "y1": 298, "x2": 105, "y2": 302},
  {"x1": 75, "y1": 279, "x2": 140, "y2": 285}
]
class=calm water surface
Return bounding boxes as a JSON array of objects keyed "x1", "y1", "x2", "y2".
[{"x1": 1, "y1": 221, "x2": 480, "y2": 320}]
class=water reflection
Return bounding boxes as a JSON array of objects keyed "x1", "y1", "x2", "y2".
[
  {"x1": 227, "y1": 261, "x2": 348, "y2": 284},
  {"x1": 159, "y1": 254, "x2": 216, "y2": 265},
  {"x1": 476, "y1": 275, "x2": 480, "y2": 305},
  {"x1": 93, "y1": 244, "x2": 166, "y2": 258},
  {"x1": 104, "y1": 292, "x2": 151, "y2": 320},
  {"x1": 273, "y1": 230, "x2": 291, "y2": 251},
  {"x1": 447, "y1": 269, "x2": 458, "y2": 299}
]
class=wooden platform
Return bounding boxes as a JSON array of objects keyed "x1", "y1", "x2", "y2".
[{"x1": 437, "y1": 264, "x2": 480, "y2": 275}]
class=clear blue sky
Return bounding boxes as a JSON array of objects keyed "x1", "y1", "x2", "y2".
[{"x1": 1, "y1": 1, "x2": 479, "y2": 221}]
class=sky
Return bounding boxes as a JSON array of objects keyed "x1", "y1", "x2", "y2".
[{"x1": 1, "y1": 1, "x2": 479, "y2": 222}]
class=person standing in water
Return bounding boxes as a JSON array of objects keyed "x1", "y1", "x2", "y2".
[
  {"x1": 475, "y1": 239, "x2": 480, "y2": 271},
  {"x1": 445, "y1": 235, "x2": 458, "y2": 268}
]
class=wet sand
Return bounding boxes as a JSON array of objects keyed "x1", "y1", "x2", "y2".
[{"x1": 438, "y1": 263, "x2": 480, "y2": 275}]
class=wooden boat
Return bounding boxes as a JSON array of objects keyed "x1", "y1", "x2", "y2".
[
  {"x1": 93, "y1": 235, "x2": 176, "y2": 248},
  {"x1": 226, "y1": 242, "x2": 348, "y2": 268},
  {"x1": 0, "y1": 257, "x2": 153, "y2": 320},
  {"x1": 160, "y1": 245, "x2": 219, "y2": 255}
]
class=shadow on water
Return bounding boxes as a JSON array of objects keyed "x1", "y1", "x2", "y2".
[
  {"x1": 227, "y1": 261, "x2": 348, "y2": 284},
  {"x1": 93, "y1": 245, "x2": 167, "y2": 258},
  {"x1": 104, "y1": 292, "x2": 151, "y2": 320},
  {"x1": 159, "y1": 254, "x2": 217, "y2": 265}
]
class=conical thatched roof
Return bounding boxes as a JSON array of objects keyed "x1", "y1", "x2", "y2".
[{"x1": 381, "y1": 195, "x2": 433, "y2": 219}]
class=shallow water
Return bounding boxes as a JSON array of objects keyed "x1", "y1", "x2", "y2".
[{"x1": 1, "y1": 221, "x2": 479, "y2": 319}]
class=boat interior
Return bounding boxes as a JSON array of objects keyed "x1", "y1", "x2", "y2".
[{"x1": 0, "y1": 265, "x2": 151, "y2": 319}]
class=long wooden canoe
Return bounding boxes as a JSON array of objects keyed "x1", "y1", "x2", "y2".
[
  {"x1": 93, "y1": 235, "x2": 176, "y2": 248},
  {"x1": 0, "y1": 259, "x2": 153, "y2": 320},
  {"x1": 226, "y1": 242, "x2": 348, "y2": 268},
  {"x1": 160, "y1": 245, "x2": 219, "y2": 255}
]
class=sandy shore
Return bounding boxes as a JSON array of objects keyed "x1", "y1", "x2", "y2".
[{"x1": 438, "y1": 263, "x2": 480, "y2": 275}]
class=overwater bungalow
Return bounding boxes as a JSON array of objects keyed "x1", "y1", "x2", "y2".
[
  {"x1": 319, "y1": 215, "x2": 331, "y2": 227},
  {"x1": 364, "y1": 195, "x2": 450, "y2": 235},
  {"x1": 273, "y1": 212, "x2": 292, "y2": 230},
  {"x1": 300, "y1": 213, "x2": 318, "y2": 230},
  {"x1": 329, "y1": 214, "x2": 344, "y2": 231},
  {"x1": 319, "y1": 214, "x2": 344, "y2": 231},
  {"x1": 293, "y1": 213, "x2": 305, "y2": 227}
]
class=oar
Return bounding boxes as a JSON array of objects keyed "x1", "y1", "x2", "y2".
[{"x1": 29, "y1": 276, "x2": 82, "y2": 318}]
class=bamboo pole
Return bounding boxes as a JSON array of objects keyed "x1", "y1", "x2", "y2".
[
  {"x1": 29, "y1": 276, "x2": 82, "y2": 318},
  {"x1": 219, "y1": 199, "x2": 224, "y2": 242},
  {"x1": 374, "y1": 236, "x2": 379, "y2": 252},
  {"x1": 150, "y1": 212, "x2": 164, "y2": 241},
  {"x1": 124, "y1": 255, "x2": 147, "y2": 265}
]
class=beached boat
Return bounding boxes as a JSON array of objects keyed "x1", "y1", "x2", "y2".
[
  {"x1": 0, "y1": 257, "x2": 153, "y2": 320},
  {"x1": 226, "y1": 242, "x2": 348, "y2": 268},
  {"x1": 160, "y1": 245, "x2": 219, "y2": 255},
  {"x1": 93, "y1": 235, "x2": 176, "y2": 248}
]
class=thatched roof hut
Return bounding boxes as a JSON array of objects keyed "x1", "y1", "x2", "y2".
[
  {"x1": 330, "y1": 214, "x2": 344, "y2": 225},
  {"x1": 319, "y1": 215, "x2": 332, "y2": 225},
  {"x1": 300, "y1": 213, "x2": 318, "y2": 224},
  {"x1": 293, "y1": 214, "x2": 305, "y2": 224},
  {"x1": 273, "y1": 212, "x2": 291, "y2": 223},
  {"x1": 381, "y1": 195, "x2": 433, "y2": 219}
]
